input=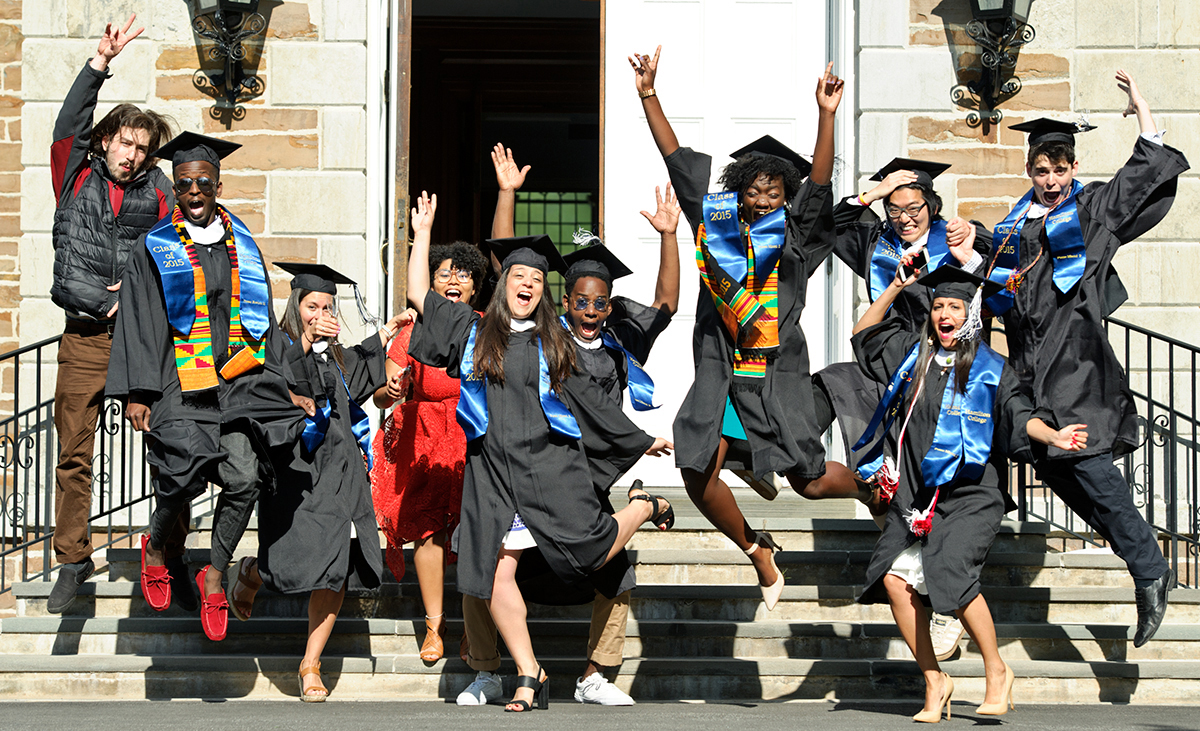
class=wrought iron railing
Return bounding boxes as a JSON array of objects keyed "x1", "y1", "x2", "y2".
[
  {"x1": 0, "y1": 335, "x2": 217, "y2": 595},
  {"x1": 1015, "y1": 316, "x2": 1200, "y2": 588}
]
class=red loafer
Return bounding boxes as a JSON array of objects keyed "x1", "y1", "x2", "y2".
[
  {"x1": 196, "y1": 565, "x2": 229, "y2": 641},
  {"x1": 140, "y1": 534, "x2": 171, "y2": 612}
]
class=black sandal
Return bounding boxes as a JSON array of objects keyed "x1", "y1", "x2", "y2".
[
  {"x1": 628, "y1": 479, "x2": 675, "y2": 531},
  {"x1": 505, "y1": 667, "x2": 549, "y2": 712}
]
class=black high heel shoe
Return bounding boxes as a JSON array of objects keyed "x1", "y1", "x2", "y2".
[
  {"x1": 628, "y1": 479, "x2": 675, "y2": 531},
  {"x1": 506, "y1": 667, "x2": 549, "y2": 712}
]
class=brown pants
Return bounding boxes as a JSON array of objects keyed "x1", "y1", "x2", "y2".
[
  {"x1": 52, "y1": 325, "x2": 112, "y2": 565},
  {"x1": 461, "y1": 589, "x2": 631, "y2": 671}
]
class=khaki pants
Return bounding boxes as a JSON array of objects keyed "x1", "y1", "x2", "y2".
[
  {"x1": 52, "y1": 325, "x2": 112, "y2": 565},
  {"x1": 462, "y1": 589, "x2": 631, "y2": 671}
]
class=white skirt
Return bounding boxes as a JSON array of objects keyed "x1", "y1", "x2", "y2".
[
  {"x1": 887, "y1": 542, "x2": 928, "y2": 596},
  {"x1": 502, "y1": 513, "x2": 537, "y2": 550}
]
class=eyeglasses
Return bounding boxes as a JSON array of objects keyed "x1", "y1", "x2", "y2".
[
  {"x1": 572, "y1": 296, "x2": 610, "y2": 312},
  {"x1": 173, "y1": 176, "x2": 217, "y2": 196},
  {"x1": 434, "y1": 268, "x2": 473, "y2": 283},
  {"x1": 885, "y1": 201, "x2": 927, "y2": 220}
]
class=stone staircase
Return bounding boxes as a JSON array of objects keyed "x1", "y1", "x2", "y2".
[{"x1": 3, "y1": 487, "x2": 1200, "y2": 703}]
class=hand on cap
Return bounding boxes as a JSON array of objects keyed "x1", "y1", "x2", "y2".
[{"x1": 865, "y1": 170, "x2": 919, "y2": 204}]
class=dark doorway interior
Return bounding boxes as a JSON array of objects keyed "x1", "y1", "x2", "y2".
[{"x1": 409, "y1": 5, "x2": 601, "y2": 260}]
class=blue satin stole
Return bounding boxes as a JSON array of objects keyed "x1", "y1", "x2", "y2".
[
  {"x1": 143, "y1": 207, "x2": 270, "y2": 339},
  {"x1": 985, "y1": 180, "x2": 1086, "y2": 315},
  {"x1": 456, "y1": 322, "x2": 582, "y2": 442},
  {"x1": 868, "y1": 219, "x2": 950, "y2": 304},
  {"x1": 559, "y1": 315, "x2": 658, "y2": 411},
  {"x1": 854, "y1": 343, "x2": 1005, "y2": 489},
  {"x1": 299, "y1": 359, "x2": 373, "y2": 471}
]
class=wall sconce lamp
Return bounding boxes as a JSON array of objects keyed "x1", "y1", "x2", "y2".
[
  {"x1": 190, "y1": 0, "x2": 267, "y2": 108},
  {"x1": 953, "y1": 0, "x2": 1036, "y2": 125}
]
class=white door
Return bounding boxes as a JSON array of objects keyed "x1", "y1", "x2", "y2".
[{"x1": 603, "y1": 0, "x2": 838, "y2": 488}]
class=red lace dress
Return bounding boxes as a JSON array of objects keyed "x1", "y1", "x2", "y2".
[{"x1": 370, "y1": 323, "x2": 465, "y2": 581}]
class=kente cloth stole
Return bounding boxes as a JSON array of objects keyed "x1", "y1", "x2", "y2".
[
  {"x1": 696, "y1": 192, "x2": 787, "y2": 385},
  {"x1": 145, "y1": 206, "x2": 270, "y2": 392},
  {"x1": 985, "y1": 180, "x2": 1087, "y2": 316},
  {"x1": 456, "y1": 322, "x2": 582, "y2": 442}
]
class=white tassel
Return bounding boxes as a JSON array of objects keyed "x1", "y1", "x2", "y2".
[
  {"x1": 952, "y1": 285, "x2": 984, "y2": 342},
  {"x1": 572, "y1": 228, "x2": 602, "y2": 247}
]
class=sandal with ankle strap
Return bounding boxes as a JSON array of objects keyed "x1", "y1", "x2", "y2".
[
  {"x1": 227, "y1": 556, "x2": 261, "y2": 622},
  {"x1": 505, "y1": 667, "x2": 548, "y2": 712},
  {"x1": 298, "y1": 660, "x2": 328, "y2": 702},
  {"x1": 627, "y1": 479, "x2": 675, "y2": 531},
  {"x1": 420, "y1": 614, "x2": 447, "y2": 662}
]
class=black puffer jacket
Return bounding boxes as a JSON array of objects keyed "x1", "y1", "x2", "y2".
[{"x1": 50, "y1": 63, "x2": 173, "y2": 319}]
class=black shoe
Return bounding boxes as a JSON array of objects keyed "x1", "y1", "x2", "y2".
[
  {"x1": 166, "y1": 556, "x2": 198, "y2": 612},
  {"x1": 46, "y1": 559, "x2": 95, "y2": 614},
  {"x1": 1134, "y1": 568, "x2": 1175, "y2": 647}
]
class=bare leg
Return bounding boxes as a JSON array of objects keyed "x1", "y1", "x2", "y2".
[
  {"x1": 681, "y1": 438, "x2": 777, "y2": 587},
  {"x1": 488, "y1": 548, "x2": 541, "y2": 710},
  {"x1": 788, "y1": 461, "x2": 872, "y2": 501},
  {"x1": 957, "y1": 593, "x2": 1007, "y2": 704},
  {"x1": 413, "y1": 531, "x2": 446, "y2": 631},
  {"x1": 883, "y1": 574, "x2": 944, "y2": 713},
  {"x1": 602, "y1": 489, "x2": 659, "y2": 564},
  {"x1": 302, "y1": 585, "x2": 347, "y2": 693}
]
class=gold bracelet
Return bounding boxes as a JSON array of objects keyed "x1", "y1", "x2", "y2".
[{"x1": 639, "y1": 88, "x2": 657, "y2": 99}]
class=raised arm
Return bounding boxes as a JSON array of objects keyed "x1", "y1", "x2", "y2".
[
  {"x1": 1117, "y1": 69, "x2": 1157, "y2": 137},
  {"x1": 490, "y1": 143, "x2": 529, "y2": 240},
  {"x1": 406, "y1": 191, "x2": 436, "y2": 316},
  {"x1": 639, "y1": 183, "x2": 682, "y2": 315},
  {"x1": 852, "y1": 252, "x2": 919, "y2": 334},
  {"x1": 810, "y1": 63, "x2": 844, "y2": 186},
  {"x1": 630, "y1": 46, "x2": 680, "y2": 158}
]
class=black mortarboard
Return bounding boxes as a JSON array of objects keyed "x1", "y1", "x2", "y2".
[
  {"x1": 729, "y1": 135, "x2": 813, "y2": 178},
  {"x1": 273, "y1": 261, "x2": 356, "y2": 296},
  {"x1": 486, "y1": 235, "x2": 567, "y2": 275},
  {"x1": 150, "y1": 131, "x2": 242, "y2": 172},
  {"x1": 563, "y1": 237, "x2": 633, "y2": 287},
  {"x1": 918, "y1": 265, "x2": 1003, "y2": 304},
  {"x1": 870, "y1": 157, "x2": 952, "y2": 190},
  {"x1": 1009, "y1": 117, "x2": 1098, "y2": 147}
]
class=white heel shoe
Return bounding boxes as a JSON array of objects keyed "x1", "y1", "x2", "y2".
[{"x1": 744, "y1": 532, "x2": 784, "y2": 611}]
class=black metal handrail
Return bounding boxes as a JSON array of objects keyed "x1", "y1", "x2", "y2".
[{"x1": 1015, "y1": 316, "x2": 1200, "y2": 588}]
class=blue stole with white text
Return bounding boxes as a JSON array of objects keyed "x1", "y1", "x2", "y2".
[
  {"x1": 559, "y1": 315, "x2": 658, "y2": 411},
  {"x1": 869, "y1": 219, "x2": 950, "y2": 303}
]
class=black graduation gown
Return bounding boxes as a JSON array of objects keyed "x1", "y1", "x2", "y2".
[
  {"x1": 665, "y1": 146, "x2": 834, "y2": 479},
  {"x1": 990, "y1": 137, "x2": 1189, "y2": 460},
  {"x1": 105, "y1": 215, "x2": 300, "y2": 499},
  {"x1": 852, "y1": 319, "x2": 1032, "y2": 614},
  {"x1": 572, "y1": 297, "x2": 673, "y2": 404},
  {"x1": 817, "y1": 202, "x2": 991, "y2": 466},
  {"x1": 408, "y1": 291, "x2": 655, "y2": 601},
  {"x1": 256, "y1": 335, "x2": 387, "y2": 594}
]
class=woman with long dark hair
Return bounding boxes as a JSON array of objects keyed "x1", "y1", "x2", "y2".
[
  {"x1": 405, "y1": 193, "x2": 674, "y2": 712},
  {"x1": 851, "y1": 262, "x2": 1087, "y2": 721}
]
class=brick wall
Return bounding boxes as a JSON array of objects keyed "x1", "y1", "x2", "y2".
[
  {"x1": 856, "y1": 0, "x2": 1199, "y2": 343},
  {"x1": 0, "y1": 0, "x2": 20, "y2": 360},
  {"x1": 16, "y1": 0, "x2": 374, "y2": 362}
]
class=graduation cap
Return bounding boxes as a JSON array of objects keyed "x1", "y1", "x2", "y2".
[
  {"x1": 273, "y1": 262, "x2": 356, "y2": 295},
  {"x1": 563, "y1": 231, "x2": 633, "y2": 286},
  {"x1": 486, "y1": 235, "x2": 567, "y2": 275},
  {"x1": 150, "y1": 130, "x2": 242, "y2": 172},
  {"x1": 918, "y1": 265, "x2": 1003, "y2": 304},
  {"x1": 870, "y1": 157, "x2": 952, "y2": 190},
  {"x1": 1009, "y1": 117, "x2": 1098, "y2": 147},
  {"x1": 730, "y1": 135, "x2": 813, "y2": 179}
]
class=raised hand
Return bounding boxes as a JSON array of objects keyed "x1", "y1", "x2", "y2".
[
  {"x1": 1116, "y1": 69, "x2": 1144, "y2": 118},
  {"x1": 628, "y1": 45, "x2": 661, "y2": 93},
  {"x1": 410, "y1": 190, "x2": 437, "y2": 235},
  {"x1": 863, "y1": 170, "x2": 919, "y2": 205},
  {"x1": 815, "y1": 62, "x2": 844, "y2": 115},
  {"x1": 946, "y1": 217, "x2": 978, "y2": 264},
  {"x1": 639, "y1": 183, "x2": 681, "y2": 235},
  {"x1": 491, "y1": 143, "x2": 530, "y2": 192},
  {"x1": 96, "y1": 14, "x2": 144, "y2": 63}
]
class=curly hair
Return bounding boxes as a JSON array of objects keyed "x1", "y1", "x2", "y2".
[
  {"x1": 718, "y1": 155, "x2": 806, "y2": 200},
  {"x1": 429, "y1": 240, "x2": 488, "y2": 283},
  {"x1": 90, "y1": 104, "x2": 175, "y2": 173},
  {"x1": 1028, "y1": 141, "x2": 1076, "y2": 168}
]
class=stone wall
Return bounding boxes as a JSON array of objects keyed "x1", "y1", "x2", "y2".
[
  {"x1": 856, "y1": 0, "x2": 1199, "y2": 343},
  {"x1": 15, "y1": 0, "x2": 374, "y2": 358}
]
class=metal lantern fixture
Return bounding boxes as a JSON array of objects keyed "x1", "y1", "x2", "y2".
[
  {"x1": 953, "y1": 0, "x2": 1036, "y2": 124},
  {"x1": 190, "y1": 0, "x2": 267, "y2": 108}
]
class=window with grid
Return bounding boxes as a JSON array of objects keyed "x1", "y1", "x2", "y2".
[{"x1": 514, "y1": 191, "x2": 598, "y2": 303}]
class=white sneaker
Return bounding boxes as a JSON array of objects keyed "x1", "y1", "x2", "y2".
[
  {"x1": 574, "y1": 672, "x2": 635, "y2": 705},
  {"x1": 930, "y1": 614, "x2": 966, "y2": 662},
  {"x1": 456, "y1": 671, "x2": 503, "y2": 706}
]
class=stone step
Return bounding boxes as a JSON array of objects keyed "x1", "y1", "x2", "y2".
[
  {"x1": 0, "y1": 653, "x2": 1198, "y2": 703},
  {"x1": 3, "y1": 615, "x2": 1195, "y2": 663},
  {"x1": 13, "y1": 579, "x2": 1198, "y2": 623}
]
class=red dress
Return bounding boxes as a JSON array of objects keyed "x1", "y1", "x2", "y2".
[{"x1": 370, "y1": 323, "x2": 465, "y2": 581}]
